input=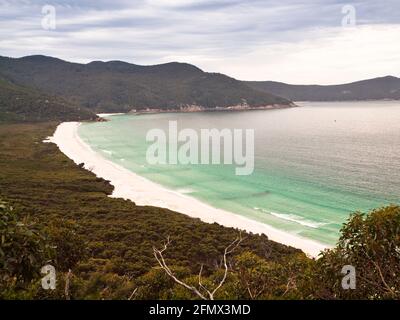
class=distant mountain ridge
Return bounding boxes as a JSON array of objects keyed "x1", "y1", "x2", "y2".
[
  {"x1": 246, "y1": 76, "x2": 400, "y2": 101},
  {"x1": 2, "y1": 54, "x2": 398, "y2": 122},
  {"x1": 0, "y1": 55, "x2": 292, "y2": 113}
]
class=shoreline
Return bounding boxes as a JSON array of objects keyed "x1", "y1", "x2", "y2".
[
  {"x1": 48, "y1": 122, "x2": 328, "y2": 258},
  {"x1": 96, "y1": 113, "x2": 126, "y2": 117},
  {"x1": 94, "y1": 104, "x2": 298, "y2": 118},
  {"x1": 130, "y1": 103, "x2": 298, "y2": 115}
]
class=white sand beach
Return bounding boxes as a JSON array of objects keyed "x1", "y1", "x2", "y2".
[{"x1": 48, "y1": 122, "x2": 329, "y2": 257}]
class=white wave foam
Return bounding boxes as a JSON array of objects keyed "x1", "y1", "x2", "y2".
[
  {"x1": 177, "y1": 188, "x2": 195, "y2": 194},
  {"x1": 254, "y1": 207, "x2": 326, "y2": 229},
  {"x1": 101, "y1": 149, "x2": 114, "y2": 156}
]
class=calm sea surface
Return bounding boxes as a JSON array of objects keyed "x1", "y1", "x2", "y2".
[{"x1": 78, "y1": 101, "x2": 400, "y2": 245}]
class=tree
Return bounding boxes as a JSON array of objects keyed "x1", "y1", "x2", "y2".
[
  {"x1": 0, "y1": 200, "x2": 53, "y2": 297},
  {"x1": 45, "y1": 219, "x2": 87, "y2": 272},
  {"x1": 313, "y1": 205, "x2": 400, "y2": 299}
]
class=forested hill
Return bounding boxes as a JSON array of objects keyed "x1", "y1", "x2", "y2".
[
  {"x1": 0, "y1": 76, "x2": 96, "y2": 122},
  {"x1": 246, "y1": 76, "x2": 400, "y2": 101},
  {"x1": 0, "y1": 55, "x2": 292, "y2": 113}
]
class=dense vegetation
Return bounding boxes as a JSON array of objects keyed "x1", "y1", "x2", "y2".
[
  {"x1": 246, "y1": 76, "x2": 400, "y2": 101},
  {"x1": 0, "y1": 122, "x2": 299, "y2": 299},
  {"x1": 313, "y1": 206, "x2": 400, "y2": 299},
  {"x1": 0, "y1": 77, "x2": 96, "y2": 122},
  {"x1": 0, "y1": 122, "x2": 399, "y2": 300},
  {"x1": 0, "y1": 55, "x2": 291, "y2": 112}
]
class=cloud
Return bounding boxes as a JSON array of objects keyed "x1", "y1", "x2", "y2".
[
  {"x1": 0, "y1": 0, "x2": 399, "y2": 83},
  {"x1": 209, "y1": 24, "x2": 400, "y2": 84}
]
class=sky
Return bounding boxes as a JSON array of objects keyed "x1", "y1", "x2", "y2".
[{"x1": 0, "y1": 0, "x2": 399, "y2": 84}]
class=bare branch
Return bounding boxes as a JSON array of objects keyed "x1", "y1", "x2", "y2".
[
  {"x1": 153, "y1": 237, "x2": 207, "y2": 300},
  {"x1": 211, "y1": 232, "x2": 243, "y2": 298},
  {"x1": 282, "y1": 276, "x2": 296, "y2": 297},
  {"x1": 370, "y1": 259, "x2": 395, "y2": 297},
  {"x1": 64, "y1": 269, "x2": 72, "y2": 300},
  {"x1": 246, "y1": 284, "x2": 254, "y2": 299},
  {"x1": 363, "y1": 248, "x2": 396, "y2": 297},
  {"x1": 128, "y1": 288, "x2": 138, "y2": 300},
  {"x1": 153, "y1": 233, "x2": 243, "y2": 300},
  {"x1": 198, "y1": 264, "x2": 210, "y2": 295}
]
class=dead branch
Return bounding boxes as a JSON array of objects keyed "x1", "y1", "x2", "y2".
[
  {"x1": 64, "y1": 269, "x2": 72, "y2": 300},
  {"x1": 209, "y1": 233, "x2": 243, "y2": 298},
  {"x1": 363, "y1": 248, "x2": 396, "y2": 297},
  {"x1": 282, "y1": 276, "x2": 296, "y2": 297},
  {"x1": 370, "y1": 259, "x2": 396, "y2": 297},
  {"x1": 128, "y1": 288, "x2": 138, "y2": 300},
  {"x1": 153, "y1": 233, "x2": 243, "y2": 300}
]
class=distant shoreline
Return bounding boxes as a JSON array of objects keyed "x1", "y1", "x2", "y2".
[
  {"x1": 48, "y1": 121, "x2": 328, "y2": 257},
  {"x1": 95, "y1": 100, "x2": 400, "y2": 118},
  {"x1": 129, "y1": 103, "x2": 297, "y2": 115},
  {"x1": 294, "y1": 99, "x2": 400, "y2": 103},
  {"x1": 91, "y1": 104, "x2": 298, "y2": 118}
]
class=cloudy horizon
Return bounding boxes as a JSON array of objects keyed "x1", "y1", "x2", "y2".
[{"x1": 1, "y1": 0, "x2": 399, "y2": 85}]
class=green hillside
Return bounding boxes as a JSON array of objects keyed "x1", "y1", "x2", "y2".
[
  {"x1": 246, "y1": 76, "x2": 400, "y2": 101},
  {"x1": 0, "y1": 55, "x2": 292, "y2": 112},
  {"x1": 0, "y1": 76, "x2": 96, "y2": 122}
]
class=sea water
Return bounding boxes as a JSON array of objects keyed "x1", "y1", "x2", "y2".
[{"x1": 78, "y1": 101, "x2": 400, "y2": 245}]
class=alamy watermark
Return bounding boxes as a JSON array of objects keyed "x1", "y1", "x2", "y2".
[
  {"x1": 341, "y1": 4, "x2": 357, "y2": 27},
  {"x1": 41, "y1": 264, "x2": 56, "y2": 290},
  {"x1": 146, "y1": 121, "x2": 255, "y2": 175},
  {"x1": 341, "y1": 265, "x2": 356, "y2": 290},
  {"x1": 41, "y1": 5, "x2": 56, "y2": 30}
]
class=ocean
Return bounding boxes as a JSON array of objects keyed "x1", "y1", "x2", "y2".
[{"x1": 78, "y1": 101, "x2": 400, "y2": 246}]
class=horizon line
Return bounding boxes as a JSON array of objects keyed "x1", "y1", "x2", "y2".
[{"x1": 1, "y1": 53, "x2": 398, "y2": 87}]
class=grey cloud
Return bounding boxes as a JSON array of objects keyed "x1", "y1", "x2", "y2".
[{"x1": 0, "y1": 0, "x2": 399, "y2": 82}]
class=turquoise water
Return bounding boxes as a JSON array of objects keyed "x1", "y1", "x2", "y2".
[{"x1": 78, "y1": 101, "x2": 400, "y2": 245}]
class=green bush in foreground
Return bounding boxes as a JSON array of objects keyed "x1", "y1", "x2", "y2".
[
  {"x1": 313, "y1": 205, "x2": 400, "y2": 299},
  {"x1": 1, "y1": 195, "x2": 400, "y2": 300},
  {"x1": 0, "y1": 201, "x2": 52, "y2": 295}
]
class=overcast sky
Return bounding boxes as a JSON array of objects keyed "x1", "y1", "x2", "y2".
[{"x1": 1, "y1": 0, "x2": 399, "y2": 84}]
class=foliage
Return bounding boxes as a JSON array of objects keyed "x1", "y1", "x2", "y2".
[
  {"x1": 312, "y1": 206, "x2": 400, "y2": 299},
  {"x1": 0, "y1": 76, "x2": 96, "y2": 122},
  {"x1": 0, "y1": 122, "x2": 299, "y2": 299},
  {"x1": 0, "y1": 200, "x2": 53, "y2": 297},
  {"x1": 1, "y1": 122, "x2": 399, "y2": 300},
  {"x1": 231, "y1": 251, "x2": 312, "y2": 299},
  {"x1": 44, "y1": 219, "x2": 88, "y2": 272}
]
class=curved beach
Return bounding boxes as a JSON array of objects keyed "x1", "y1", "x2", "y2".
[{"x1": 48, "y1": 122, "x2": 328, "y2": 257}]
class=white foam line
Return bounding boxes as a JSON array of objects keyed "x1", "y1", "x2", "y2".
[
  {"x1": 253, "y1": 207, "x2": 327, "y2": 229},
  {"x1": 96, "y1": 113, "x2": 125, "y2": 118},
  {"x1": 47, "y1": 122, "x2": 329, "y2": 258}
]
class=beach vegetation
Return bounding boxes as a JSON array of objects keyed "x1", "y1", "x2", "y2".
[
  {"x1": 0, "y1": 76, "x2": 96, "y2": 122},
  {"x1": 312, "y1": 206, "x2": 400, "y2": 299},
  {"x1": 1, "y1": 122, "x2": 399, "y2": 300}
]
